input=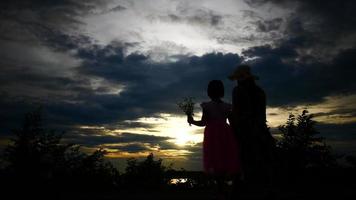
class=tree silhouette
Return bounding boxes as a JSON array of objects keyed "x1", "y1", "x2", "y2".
[
  {"x1": 4, "y1": 107, "x2": 68, "y2": 184},
  {"x1": 346, "y1": 155, "x2": 356, "y2": 168},
  {"x1": 277, "y1": 110, "x2": 336, "y2": 170},
  {"x1": 123, "y1": 153, "x2": 168, "y2": 189},
  {"x1": 2, "y1": 107, "x2": 119, "y2": 195}
]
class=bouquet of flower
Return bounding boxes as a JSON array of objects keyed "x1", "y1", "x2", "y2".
[{"x1": 177, "y1": 97, "x2": 195, "y2": 125}]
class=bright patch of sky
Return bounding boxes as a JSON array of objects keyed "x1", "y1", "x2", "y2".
[{"x1": 81, "y1": 0, "x2": 291, "y2": 60}]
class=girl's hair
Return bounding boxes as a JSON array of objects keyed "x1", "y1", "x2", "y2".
[{"x1": 207, "y1": 80, "x2": 224, "y2": 99}]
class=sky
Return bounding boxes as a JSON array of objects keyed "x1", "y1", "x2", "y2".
[{"x1": 1, "y1": 0, "x2": 356, "y2": 171}]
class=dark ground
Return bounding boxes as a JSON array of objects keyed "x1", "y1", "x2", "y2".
[{"x1": 57, "y1": 184, "x2": 356, "y2": 200}]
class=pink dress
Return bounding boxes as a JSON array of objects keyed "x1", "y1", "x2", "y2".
[{"x1": 202, "y1": 101, "x2": 241, "y2": 174}]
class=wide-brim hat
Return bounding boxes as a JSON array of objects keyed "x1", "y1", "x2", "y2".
[{"x1": 228, "y1": 64, "x2": 259, "y2": 81}]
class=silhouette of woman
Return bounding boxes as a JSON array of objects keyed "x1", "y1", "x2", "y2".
[
  {"x1": 229, "y1": 64, "x2": 275, "y2": 185},
  {"x1": 187, "y1": 80, "x2": 241, "y2": 199}
]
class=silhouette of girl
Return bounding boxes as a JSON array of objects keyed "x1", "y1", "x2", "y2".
[{"x1": 188, "y1": 80, "x2": 241, "y2": 199}]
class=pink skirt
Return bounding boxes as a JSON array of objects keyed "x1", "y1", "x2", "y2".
[{"x1": 203, "y1": 120, "x2": 241, "y2": 174}]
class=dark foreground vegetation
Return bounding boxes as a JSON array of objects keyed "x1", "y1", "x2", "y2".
[{"x1": 1, "y1": 108, "x2": 356, "y2": 199}]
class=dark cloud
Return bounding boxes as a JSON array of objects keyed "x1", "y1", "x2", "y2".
[
  {"x1": 153, "y1": 7, "x2": 223, "y2": 27},
  {"x1": 110, "y1": 5, "x2": 127, "y2": 12},
  {"x1": 119, "y1": 132, "x2": 171, "y2": 143},
  {"x1": 107, "y1": 121, "x2": 156, "y2": 131},
  {"x1": 238, "y1": 0, "x2": 356, "y2": 106},
  {"x1": 244, "y1": 0, "x2": 356, "y2": 61},
  {"x1": 313, "y1": 107, "x2": 356, "y2": 122},
  {"x1": 56, "y1": 39, "x2": 242, "y2": 124},
  {"x1": 216, "y1": 10, "x2": 285, "y2": 46},
  {"x1": 318, "y1": 122, "x2": 356, "y2": 156},
  {"x1": 318, "y1": 122, "x2": 356, "y2": 141},
  {"x1": 76, "y1": 42, "x2": 148, "y2": 84},
  {"x1": 0, "y1": 0, "x2": 103, "y2": 45},
  {"x1": 156, "y1": 141, "x2": 181, "y2": 151},
  {"x1": 243, "y1": 0, "x2": 290, "y2": 7},
  {"x1": 183, "y1": 143, "x2": 203, "y2": 165},
  {"x1": 0, "y1": 0, "x2": 102, "y2": 24},
  {"x1": 175, "y1": 11, "x2": 222, "y2": 26},
  {"x1": 241, "y1": 10, "x2": 262, "y2": 20},
  {"x1": 107, "y1": 140, "x2": 184, "y2": 153},
  {"x1": 113, "y1": 143, "x2": 151, "y2": 153},
  {"x1": 255, "y1": 18, "x2": 283, "y2": 32},
  {"x1": 242, "y1": 43, "x2": 356, "y2": 106},
  {"x1": 65, "y1": 132, "x2": 172, "y2": 148}
]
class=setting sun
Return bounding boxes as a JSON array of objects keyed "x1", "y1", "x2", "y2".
[
  {"x1": 164, "y1": 117, "x2": 203, "y2": 146},
  {"x1": 129, "y1": 113, "x2": 204, "y2": 146}
]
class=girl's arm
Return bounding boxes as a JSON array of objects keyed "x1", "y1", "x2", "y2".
[{"x1": 187, "y1": 111, "x2": 207, "y2": 127}]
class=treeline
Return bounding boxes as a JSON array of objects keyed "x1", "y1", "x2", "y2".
[
  {"x1": 0, "y1": 108, "x2": 118, "y2": 197},
  {"x1": 0, "y1": 108, "x2": 356, "y2": 198},
  {"x1": 0, "y1": 108, "x2": 195, "y2": 198}
]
